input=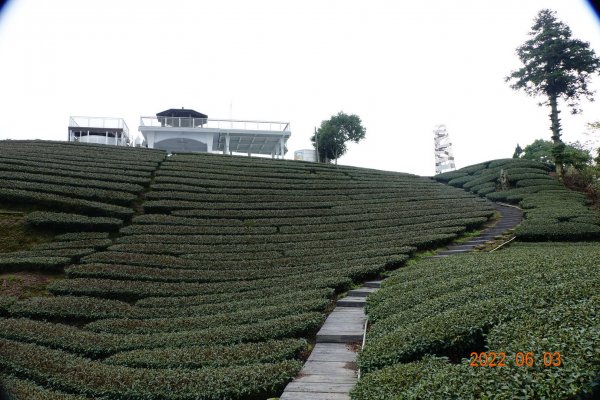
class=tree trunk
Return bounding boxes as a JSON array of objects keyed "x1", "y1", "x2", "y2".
[{"x1": 549, "y1": 94, "x2": 564, "y2": 178}]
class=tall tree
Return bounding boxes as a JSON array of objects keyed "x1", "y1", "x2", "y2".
[
  {"x1": 506, "y1": 9, "x2": 600, "y2": 176},
  {"x1": 311, "y1": 112, "x2": 366, "y2": 164}
]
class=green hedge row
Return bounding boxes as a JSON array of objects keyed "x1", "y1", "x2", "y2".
[
  {"x1": 0, "y1": 312, "x2": 325, "y2": 357},
  {"x1": 85, "y1": 297, "x2": 330, "y2": 334},
  {"x1": 165, "y1": 198, "x2": 488, "y2": 219},
  {"x1": 278, "y1": 210, "x2": 492, "y2": 234},
  {"x1": 109, "y1": 229, "x2": 442, "y2": 255},
  {"x1": 150, "y1": 182, "x2": 429, "y2": 197},
  {"x1": 353, "y1": 297, "x2": 600, "y2": 400},
  {"x1": 67, "y1": 249, "x2": 408, "y2": 283},
  {"x1": 66, "y1": 262, "x2": 333, "y2": 283},
  {"x1": 2, "y1": 248, "x2": 95, "y2": 262},
  {"x1": 112, "y1": 229, "x2": 458, "y2": 255},
  {"x1": 0, "y1": 338, "x2": 301, "y2": 400},
  {"x1": 8, "y1": 288, "x2": 334, "y2": 322},
  {"x1": 358, "y1": 244, "x2": 600, "y2": 374},
  {"x1": 0, "y1": 170, "x2": 144, "y2": 193},
  {"x1": 156, "y1": 167, "x2": 353, "y2": 183},
  {"x1": 0, "y1": 141, "x2": 165, "y2": 163},
  {"x1": 0, "y1": 188, "x2": 134, "y2": 218},
  {"x1": 0, "y1": 152, "x2": 158, "y2": 171},
  {"x1": 0, "y1": 162, "x2": 151, "y2": 186},
  {"x1": 31, "y1": 238, "x2": 113, "y2": 251},
  {"x1": 143, "y1": 199, "x2": 334, "y2": 212},
  {"x1": 132, "y1": 214, "x2": 246, "y2": 227},
  {"x1": 145, "y1": 190, "x2": 352, "y2": 203},
  {"x1": 152, "y1": 174, "x2": 436, "y2": 191},
  {"x1": 115, "y1": 219, "x2": 482, "y2": 246},
  {"x1": 0, "y1": 179, "x2": 137, "y2": 206},
  {"x1": 104, "y1": 338, "x2": 307, "y2": 369},
  {"x1": 54, "y1": 232, "x2": 110, "y2": 241},
  {"x1": 119, "y1": 224, "x2": 278, "y2": 235},
  {"x1": 0, "y1": 256, "x2": 72, "y2": 272},
  {"x1": 0, "y1": 374, "x2": 88, "y2": 400},
  {"x1": 25, "y1": 212, "x2": 123, "y2": 232},
  {"x1": 515, "y1": 221, "x2": 600, "y2": 241},
  {"x1": 0, "y1": 155, "x2": 154, "y2": 179},
  {"x1": 47, "y1": 264, "x2": 382, "y2": 300}
]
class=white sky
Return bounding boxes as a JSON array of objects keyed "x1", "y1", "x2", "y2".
[{"x1": 0, "y1": 0, "x2": 599, "y2": 176}]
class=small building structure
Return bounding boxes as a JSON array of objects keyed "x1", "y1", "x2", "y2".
[
  {"x1": 68, "y1": 116, "x2": 130, "y2": 146},
  {"x1": 139, "y1": 108, "x2": 291, "y2": 158},
  {"x1": 294, "y1": 149, "x2": 317, "y2": 162}
]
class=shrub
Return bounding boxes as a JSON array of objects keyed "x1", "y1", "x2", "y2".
[{"x1": 25, "y1": 212, "x2": 123, "y2": 232}]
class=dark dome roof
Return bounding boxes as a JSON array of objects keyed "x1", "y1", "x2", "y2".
[{"x1": 156, "y1": 108, "x2": 207, "y2": 118}]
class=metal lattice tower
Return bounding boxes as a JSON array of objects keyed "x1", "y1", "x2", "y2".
[{"x1": 434, "y1": 124, "x2": 456, "y2": 175}]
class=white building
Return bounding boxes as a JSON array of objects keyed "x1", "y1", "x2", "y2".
[
  {"x1": 68, "y1": 116, "x2": 130, "y2": 146},
  {"x1": 139, "y1": 108, "x2": 291, "y2": 158}
]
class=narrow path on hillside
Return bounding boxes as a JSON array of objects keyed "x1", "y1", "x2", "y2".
[{"x1": 279, "y1": 203, "x2": 523, "y2": 400}]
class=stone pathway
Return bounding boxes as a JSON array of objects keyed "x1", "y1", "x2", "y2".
[{"x1": 279, "y1": 203, "x2": 523, "y2": 400}]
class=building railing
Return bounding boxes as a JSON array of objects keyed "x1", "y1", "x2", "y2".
[
  {"x1": 69, "y1": 116, "x2": 129, "y2": 135},
  {"x1": 139, "y1": 116, "x2": 290, "y2": 132}
]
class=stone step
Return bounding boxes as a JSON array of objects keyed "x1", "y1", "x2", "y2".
[
  {"x1": 284, "y1": 381, "x2": 356, "y2": 394},
  {"x1": 478, "y1": 233, "x2": 502, "y2": 239},
  {"x1": 347, "y1": 287, "x2": 378, "y2": 297},
  {"x1": 363, "y1": 280, "x2": 382, "y2": 288},
  {"x1": 336, "y1": 297, "x2": 366, "y2": 307},
  {"x1": 445, "y1": 244, "x2": 477, "y2": 250},
  {"x1": 307, "y1": 343, "x2": 357, "y2": 363},
  {"x1": 292, "y1": 375, "x2": 356, "y2": 384},
  {"x1": 436, "y1": 249, "x2": 470, "y2": 256},
  {"x1": 316, "y1": 308, "x2": 366, "y2": 343},
  {"x1": 280, "y1": 392, "x2": 351, "y2": 400},
  {"x1": 301, "y1": 361, "x2": 358, "y2": 376}
]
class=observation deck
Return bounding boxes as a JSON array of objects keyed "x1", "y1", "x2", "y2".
[
  {"x1": 139, "y1": 115, "x2": 291, "y2": 157},
  {"x1": 68, "y1": 116, "x2": 130, "y2": 146}
]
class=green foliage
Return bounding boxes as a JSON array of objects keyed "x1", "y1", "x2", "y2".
[
  {"x1": 311, "y1": 111, "x2": 366, "y2": 163},
  {"x1": 0, "y1": 256, "x2": 71, "y2": 272},
  {"x1": 0, "y1": 189, "x2": 133, "y2": 219},
  {"x1": 0, "y1": 374, "x2": 88, "y2": 400},
  {"x1": 0, "y1": 313, "x2": 325, "y2": 357},
  {"x1": 0, "y1": 143, "x2": 499, "y2": 398},
  {"x1": 25, "y1": 212, "x2": 123, "y2": 232},
  {"x1": 512, "y1": 143, "x2": 523, "y2": 158},
  {"x1": 435, "y1": 158, "x2": 600, "y2": 241},
  {"x1": 104, "y1": 338, "x2": 307, "y2": 369},
  {"x1": 355, "y1": 244, "x2": 600, "y2": 399},
  {"x1": 517, "y1": 138, "x2": 594, "y2": 171},
  {"x1": 0, "y1": 338, "x2": 302, "y2": 400},
  {"x1": 506, "y1": 9, "x2": 600, "y2": 148},
  {"x1": 54, "y1": 232, "x2": 110, "y2": 241}
]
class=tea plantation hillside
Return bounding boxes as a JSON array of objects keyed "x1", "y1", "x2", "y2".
[
  {"x1": 0, "y1": 141, "x2": 496, "y2": 399},
  {"x1": 353, "y1": 159, "x2": 600, "y2": 399}
]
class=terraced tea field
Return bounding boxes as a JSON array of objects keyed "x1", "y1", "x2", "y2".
[
  {"x1": 0, "y1": 141, "x2": 498, "y2": 399},
  {"x1": 354, "y1": 159, "x2": 600, "y2": 399}
]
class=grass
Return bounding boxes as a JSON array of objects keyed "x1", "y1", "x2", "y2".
[
  {"x1": 0, "y1": 272, "x2": 64, "y2": 299},
  {"x1": 0, "y1": 211, "x2": 54, "y2": 253}
]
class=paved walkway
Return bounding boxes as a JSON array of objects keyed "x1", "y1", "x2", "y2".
[{"x1": 279, "y1": 203, "x2": 523, "y2": 400}]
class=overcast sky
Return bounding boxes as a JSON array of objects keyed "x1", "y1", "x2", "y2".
[{"x1": 0, "y1": 0, "x2": 599, "y2": 175}]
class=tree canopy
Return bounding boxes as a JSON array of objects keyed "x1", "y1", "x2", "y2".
[
  {"x1": 311, "y1": 112, "x2": 366, "y2": 163},
  {"x1": 506, "y1": 9, "x2": 600, "y2": 175},
  {"x1": 516, "y1": 139, "x2": 591, "y2": 170}
]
